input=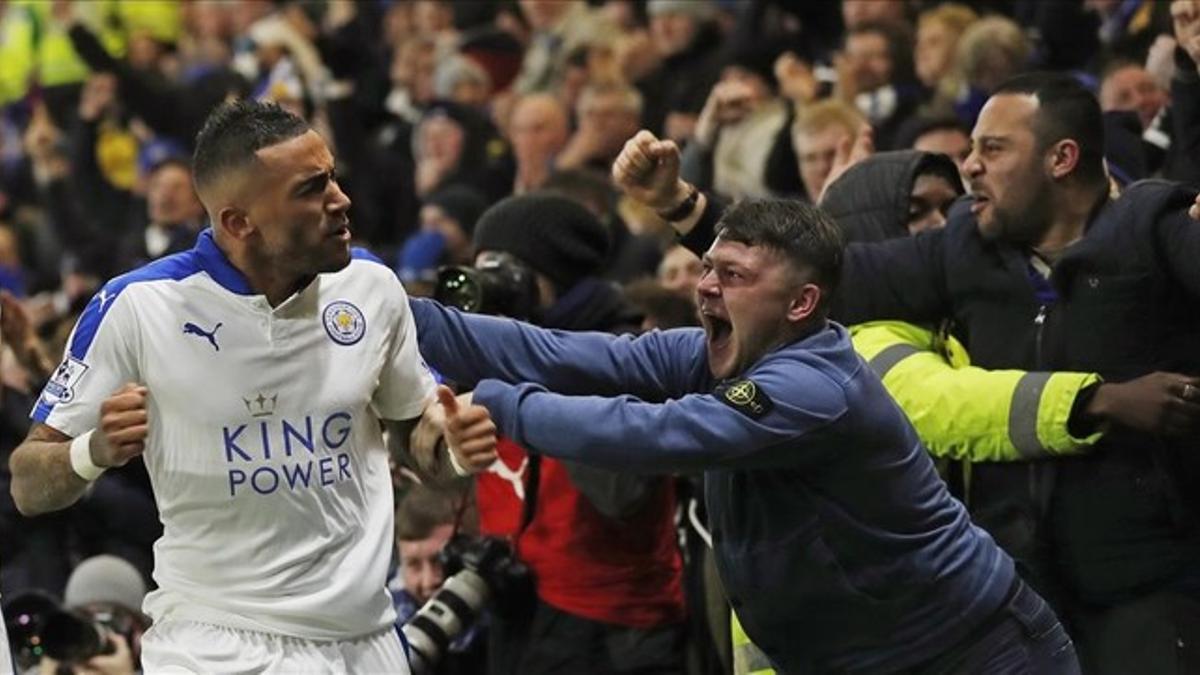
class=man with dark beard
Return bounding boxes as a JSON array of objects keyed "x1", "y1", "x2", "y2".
[{"x1": 830, "y1": 73, "x2": 1200, "y2": 674}]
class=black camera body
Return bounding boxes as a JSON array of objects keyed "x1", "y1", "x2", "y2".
[
  {"x1": 433, "y1": 258, "x2": 540, "y2": 321},
  {"x1": 402, "y1": 534, "x2": 533, "y2": 674},
  {"x1": 41, "y1": 609, "x2": 118, "y2": 663},
  {"x1": 4, "y1": 592, "x2": 147, "y2": 673}
]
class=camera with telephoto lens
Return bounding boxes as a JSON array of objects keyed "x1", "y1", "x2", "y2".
[
  {"x1": 402, "y1": 534, "x2": 533, "y2": 674},
  {"x1": 4, "y1": 591, "x2": 148, "y2": 674},
  {"x1": 433, "y1": 257, "x2": 540, "y2": 321}
]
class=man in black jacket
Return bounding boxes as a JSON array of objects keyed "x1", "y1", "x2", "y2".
[{"x1": 834, "y1": 73, "x2": 1200, "y2": 674}]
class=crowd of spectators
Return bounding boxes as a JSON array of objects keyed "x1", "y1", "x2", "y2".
[{"x1": 2, "y1": 0, "x2": 1199, "y2": 673}]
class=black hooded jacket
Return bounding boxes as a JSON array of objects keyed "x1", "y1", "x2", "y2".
[{"x1": 820, "y1": 151, "x2": 960, "y2": 244}]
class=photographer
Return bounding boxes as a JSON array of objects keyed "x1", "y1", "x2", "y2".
[
  {"x1": 391, "y1": 485, "x2": 485, "y2": 675},
  {"x1": 35, "y1": 555, "x2": 150, "y2": 675},
  {"x1": 435, "y1": 194, "x2": 686, "y2": 675}
]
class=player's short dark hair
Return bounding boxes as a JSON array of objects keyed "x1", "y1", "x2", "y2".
[
  {"x1": 715, "y1": 199, "x2": 844, "y2": 316},
  {"x1": 192, "y1": 100, "x2": 310, "y2": 191},
  {"x1": 993, "y1": 72, "x2": 1106, "y2": 185}
]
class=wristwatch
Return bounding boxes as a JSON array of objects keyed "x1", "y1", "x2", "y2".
[{"x1": 657, "y1": 185, "x2": 700, "y2": 222}]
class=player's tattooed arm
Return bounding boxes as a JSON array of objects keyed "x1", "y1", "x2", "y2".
[
  {"x1": 12, "y1": 384, "x2": 148, "y2": 515},
  {"x1": 9, "y1": 423, "x2": 88, "y2": 516}
]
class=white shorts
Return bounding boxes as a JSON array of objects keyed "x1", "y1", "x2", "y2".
[{"x1": 140, "y1": 620, "x2": 411, "y2": 674}]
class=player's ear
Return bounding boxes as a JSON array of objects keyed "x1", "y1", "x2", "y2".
[{"x1": 217, "y1": 206, "x2": 253, "y2": 240}]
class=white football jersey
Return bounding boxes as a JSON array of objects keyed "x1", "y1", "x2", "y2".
[{"x1": 34, "y1": 230, "x2": 436, "y2": 640}]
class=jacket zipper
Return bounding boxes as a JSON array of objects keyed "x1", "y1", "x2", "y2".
[
  {"x1": 1030, "y1": 303, "x2": 1051, "y2": 518},
  {"x1": 1033, "y1": 305, "x2": 1048, "y2": 367}
]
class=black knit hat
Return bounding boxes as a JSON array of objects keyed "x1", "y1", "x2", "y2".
[
  {"x1": 473, "y1": 193, "x2": 611, "y2": 291},
  {"x1": 424, "y1": 184, "x2": 489, "y2": 235}
]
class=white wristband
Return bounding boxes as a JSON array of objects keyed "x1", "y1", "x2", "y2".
[
  {"x1": 69, "y1": 430, "x2": 106, "y2": 482},
  {"x1": 446, "y1": 442, "x2": 471, "y2": 477}
]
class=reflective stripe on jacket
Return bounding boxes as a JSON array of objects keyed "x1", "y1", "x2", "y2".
[
  {"x1": 731, "y1": 610, "x2": 775, "y2": 675},
  {"x1": 850, "y1": 320, "x2": 1103, "y2": 463}
]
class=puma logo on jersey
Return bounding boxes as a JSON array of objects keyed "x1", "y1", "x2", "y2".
[{"x1": 184, "y1": 321, "x2": 223, "y2": 351}]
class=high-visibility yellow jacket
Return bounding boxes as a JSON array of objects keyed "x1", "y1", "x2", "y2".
[
  {"x1": 2, "y1": 0, "x2": 177, "y2": 102},
  {"x1": 0, "y1": 5, "x2": 36, "y2": 106},
  {"x1": 850, "y1": 320, "x2": 1103, "y2": 464},
  {"x1": 732, "y1": 610, "x2": 774, "y2": 675}
]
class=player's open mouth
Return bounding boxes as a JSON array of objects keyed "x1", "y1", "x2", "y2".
[{"x1": 329, "y1": 225, "x2": 351, "y2": 241}]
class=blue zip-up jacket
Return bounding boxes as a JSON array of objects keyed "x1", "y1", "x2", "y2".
[{"x1": 410, "y1": 299, "x2": 1015, "y2": 673}]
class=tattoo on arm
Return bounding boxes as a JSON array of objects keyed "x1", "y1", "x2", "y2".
[{"x1": 10, "y1": 423, "x2": 87, "y2": 516}]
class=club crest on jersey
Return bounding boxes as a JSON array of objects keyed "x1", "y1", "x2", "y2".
[
  {"x1": 42, "y1": 357, "x2": 89, "y2": 405},
  {"x1": 322, "y1": 300, "x2": 366, "y2": 345}
]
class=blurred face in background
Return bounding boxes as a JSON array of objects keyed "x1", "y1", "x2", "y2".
[
  {"x1": 906, "y1": 173, "x2": 960, "y2": 234},
  {"x1": 398, "y1": 523, "x2": 455, "y2": 605},
  {"x1": 1100, "y1": 65, "x2": 1167, "y2": 129},
  {"x1": 510, "y1": 95, "x2": 570, "y2": 174},
  {"x1": 577, "y1": 89, "x2": 641, "y2": 159},
  {"x1": 658, "y1": 245, "x2": 704, "y2": 298},
  {"x1": 915, "y1": 18, "x2": 956, "y2": 87},
  {"x1": 520, "y1": 0, "x2": 575, "y2": 31},
  {"x1": 391, "y1": 39, "x2": 438, "y2": 105},
  {"x1": 231, "y1": 0, "x2": 274, "y2": 34},
  {"x1": 845, "y1": 30, "x2": 894, "y2": 92},
  {"x1": 451, "y1": 76, "x2": 491, "y2": 109},
  {"x1": 417, "y1": 115, "x2": 465, "y2": 162},
  {"x1": 147, "y1": 163, "x2": 204, "y2": 226},
  {"x1": 795, "y1": 123, "x2": 855, "y2": 201},
  {"x1": 419, "y1": 203, "x2": 472, "y2": 264},
  {"x1": 651, "y1": 11, "x2": 700, "y2": 57},
  {"x1": 842, "y1": 0, "x2": 906, "y2": 30},
  {"x1": 127, "y1": 32, "x2": 168, "y2": 71},
  {"x1": 720, "y1": 66, "x2": 773, "y2": 105},
  {"x1": 413, "y1": 0, "x2": 454, "y2": 36}
]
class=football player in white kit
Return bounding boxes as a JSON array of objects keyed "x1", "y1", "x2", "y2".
[{"x1": 9, "y1": 100, "x2": 498, "y2": 673}]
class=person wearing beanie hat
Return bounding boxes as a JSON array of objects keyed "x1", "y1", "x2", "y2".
[
  {"x1": 447, "y1": 193, "x2": 686, "y2": 674},
  {"x1": 31, "y1": 555, "x2": 152, "y2": 674},
  {"x1": 64, "y1": 555, "x2": 148, "y2": 612},
  {"x1": 473, "y1": 193, "x2": 612, "y2": 298}
]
